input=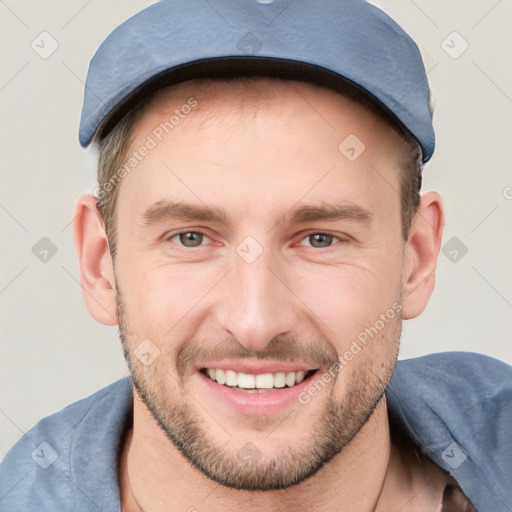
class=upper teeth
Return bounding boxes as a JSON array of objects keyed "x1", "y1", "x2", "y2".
[{"x1": 206, "y1": 369, "x2": 307, "y2": 389}]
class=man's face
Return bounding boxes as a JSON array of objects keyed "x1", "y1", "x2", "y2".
[{"x1": 113, "y1": 78, "x2": 407, "y2": 490}]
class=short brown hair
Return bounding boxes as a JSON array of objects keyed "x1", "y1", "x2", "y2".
[{"x1": 95, "y1": 69, "x2": 428, "y2": 259}]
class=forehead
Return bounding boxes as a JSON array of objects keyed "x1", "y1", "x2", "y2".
[{"x1": 118, "y1": 77, "x2": 405, "y2": 227}]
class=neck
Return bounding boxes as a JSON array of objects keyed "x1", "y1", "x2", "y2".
[{"x1": 121, "y1": 392, "x2": 396, "y2": 512}]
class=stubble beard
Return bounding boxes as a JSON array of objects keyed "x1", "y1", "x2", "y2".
[{"x1": 116, "y1": 284, "x2": 401, "y2": 491}]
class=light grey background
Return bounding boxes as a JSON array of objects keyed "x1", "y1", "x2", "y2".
[{"x1": 1, "y1": 0, "x2": 511, "y2": 460}]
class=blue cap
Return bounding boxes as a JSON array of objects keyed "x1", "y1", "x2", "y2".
[{"x1": 79, "y1": 0, "x2": 435, "y2": 162}]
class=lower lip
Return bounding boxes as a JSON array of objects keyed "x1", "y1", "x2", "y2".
[{"x1": 195, "y1": 370, "x2": 319, "y2": 415}]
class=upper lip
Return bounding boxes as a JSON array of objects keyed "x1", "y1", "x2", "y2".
[{"x1": 198, "y1": 360, "x2": 318, "y2": 374}]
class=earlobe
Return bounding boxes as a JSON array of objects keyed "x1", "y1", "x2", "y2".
[
  {"x1": 401, "y1": 191, "x2": 445, "y2": 320},
  {"x1": 72, "y1": 194, "x2": 118, "y2": 326}
]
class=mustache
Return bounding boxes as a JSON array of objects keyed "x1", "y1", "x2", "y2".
[{"x1": 176, "y1": 335, "x2": 339, "y2": 378}]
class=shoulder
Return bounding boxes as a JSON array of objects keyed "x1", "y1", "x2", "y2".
[
  {"x1": 391, "y1": 350, "x2": 512, "y2": 381},
  {"x1": 389, "y1": 351, "x2": 512, "y2": 403},
  {"x1": 0, "y1": 377, "x2": 132, "y2": 511},
  {"x1": 386, "y1": 351, "x2": 512, "y2": 512},
  {"x1": 387, "y1": 351, "x2": 512, "y2": 429}
]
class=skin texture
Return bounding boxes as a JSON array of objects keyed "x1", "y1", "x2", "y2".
[{"x1": 73, "y1": 78, "x2": 445, "y2": 511}]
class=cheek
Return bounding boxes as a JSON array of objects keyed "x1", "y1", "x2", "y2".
[
  {"x1": 290, "y1": 255, "x2": 402, "y2": 349},
  {"x1": 117, "y1": 261, "x2": 219, "y2": 342}
]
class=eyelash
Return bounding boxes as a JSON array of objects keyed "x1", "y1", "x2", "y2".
[
  {"x1": 298, "y1": 232, "x2": 345, "y2": 249},
  {"x1": 166, "y1": 230, "x2": 345, "y2": 250},
  {"x1": 167, "y1": 231, "x2": 212, "y2": 247}
]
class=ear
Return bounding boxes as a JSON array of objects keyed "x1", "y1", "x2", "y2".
[
  {"x1": 401, "y1": 191, "x2": 445, "y2": 320},
  {"x1": 72, "y1": 194, "x2": 118, "y2": 326}
]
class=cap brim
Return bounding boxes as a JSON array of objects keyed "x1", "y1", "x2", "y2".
[{"x1": 95, "y1": 56, "x2": 424, "y2": 161}]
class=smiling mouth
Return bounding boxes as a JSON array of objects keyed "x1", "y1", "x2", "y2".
[{"x1": 200, "y1": 368, "x2": 318, "y2": 393}]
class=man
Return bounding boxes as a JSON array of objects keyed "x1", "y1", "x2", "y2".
[{"x1": 0, "y1": 1, "x2": 510, "y2": 510}]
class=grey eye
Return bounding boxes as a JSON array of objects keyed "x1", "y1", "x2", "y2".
[
  {"x1": 308, "y1": 233, "x2": 335, "y2": 248},
  {"x1": 177, "y1": 232, "x2": 204, "y2": 247}
]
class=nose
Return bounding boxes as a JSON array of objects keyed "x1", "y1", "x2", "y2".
[{"x1": 216, "y1": 246, "x2": 299, "y2": 351}]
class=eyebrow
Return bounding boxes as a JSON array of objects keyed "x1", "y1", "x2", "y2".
[
  {"x1": 140, "y1": 200, "x2": 373, "y2": 227},
  {"x1": 285, "y1": 203, "x2": 374, "y2": 225},
  {"x1": 141, "y1": 200, "x2": 227, "y2": 226}
]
